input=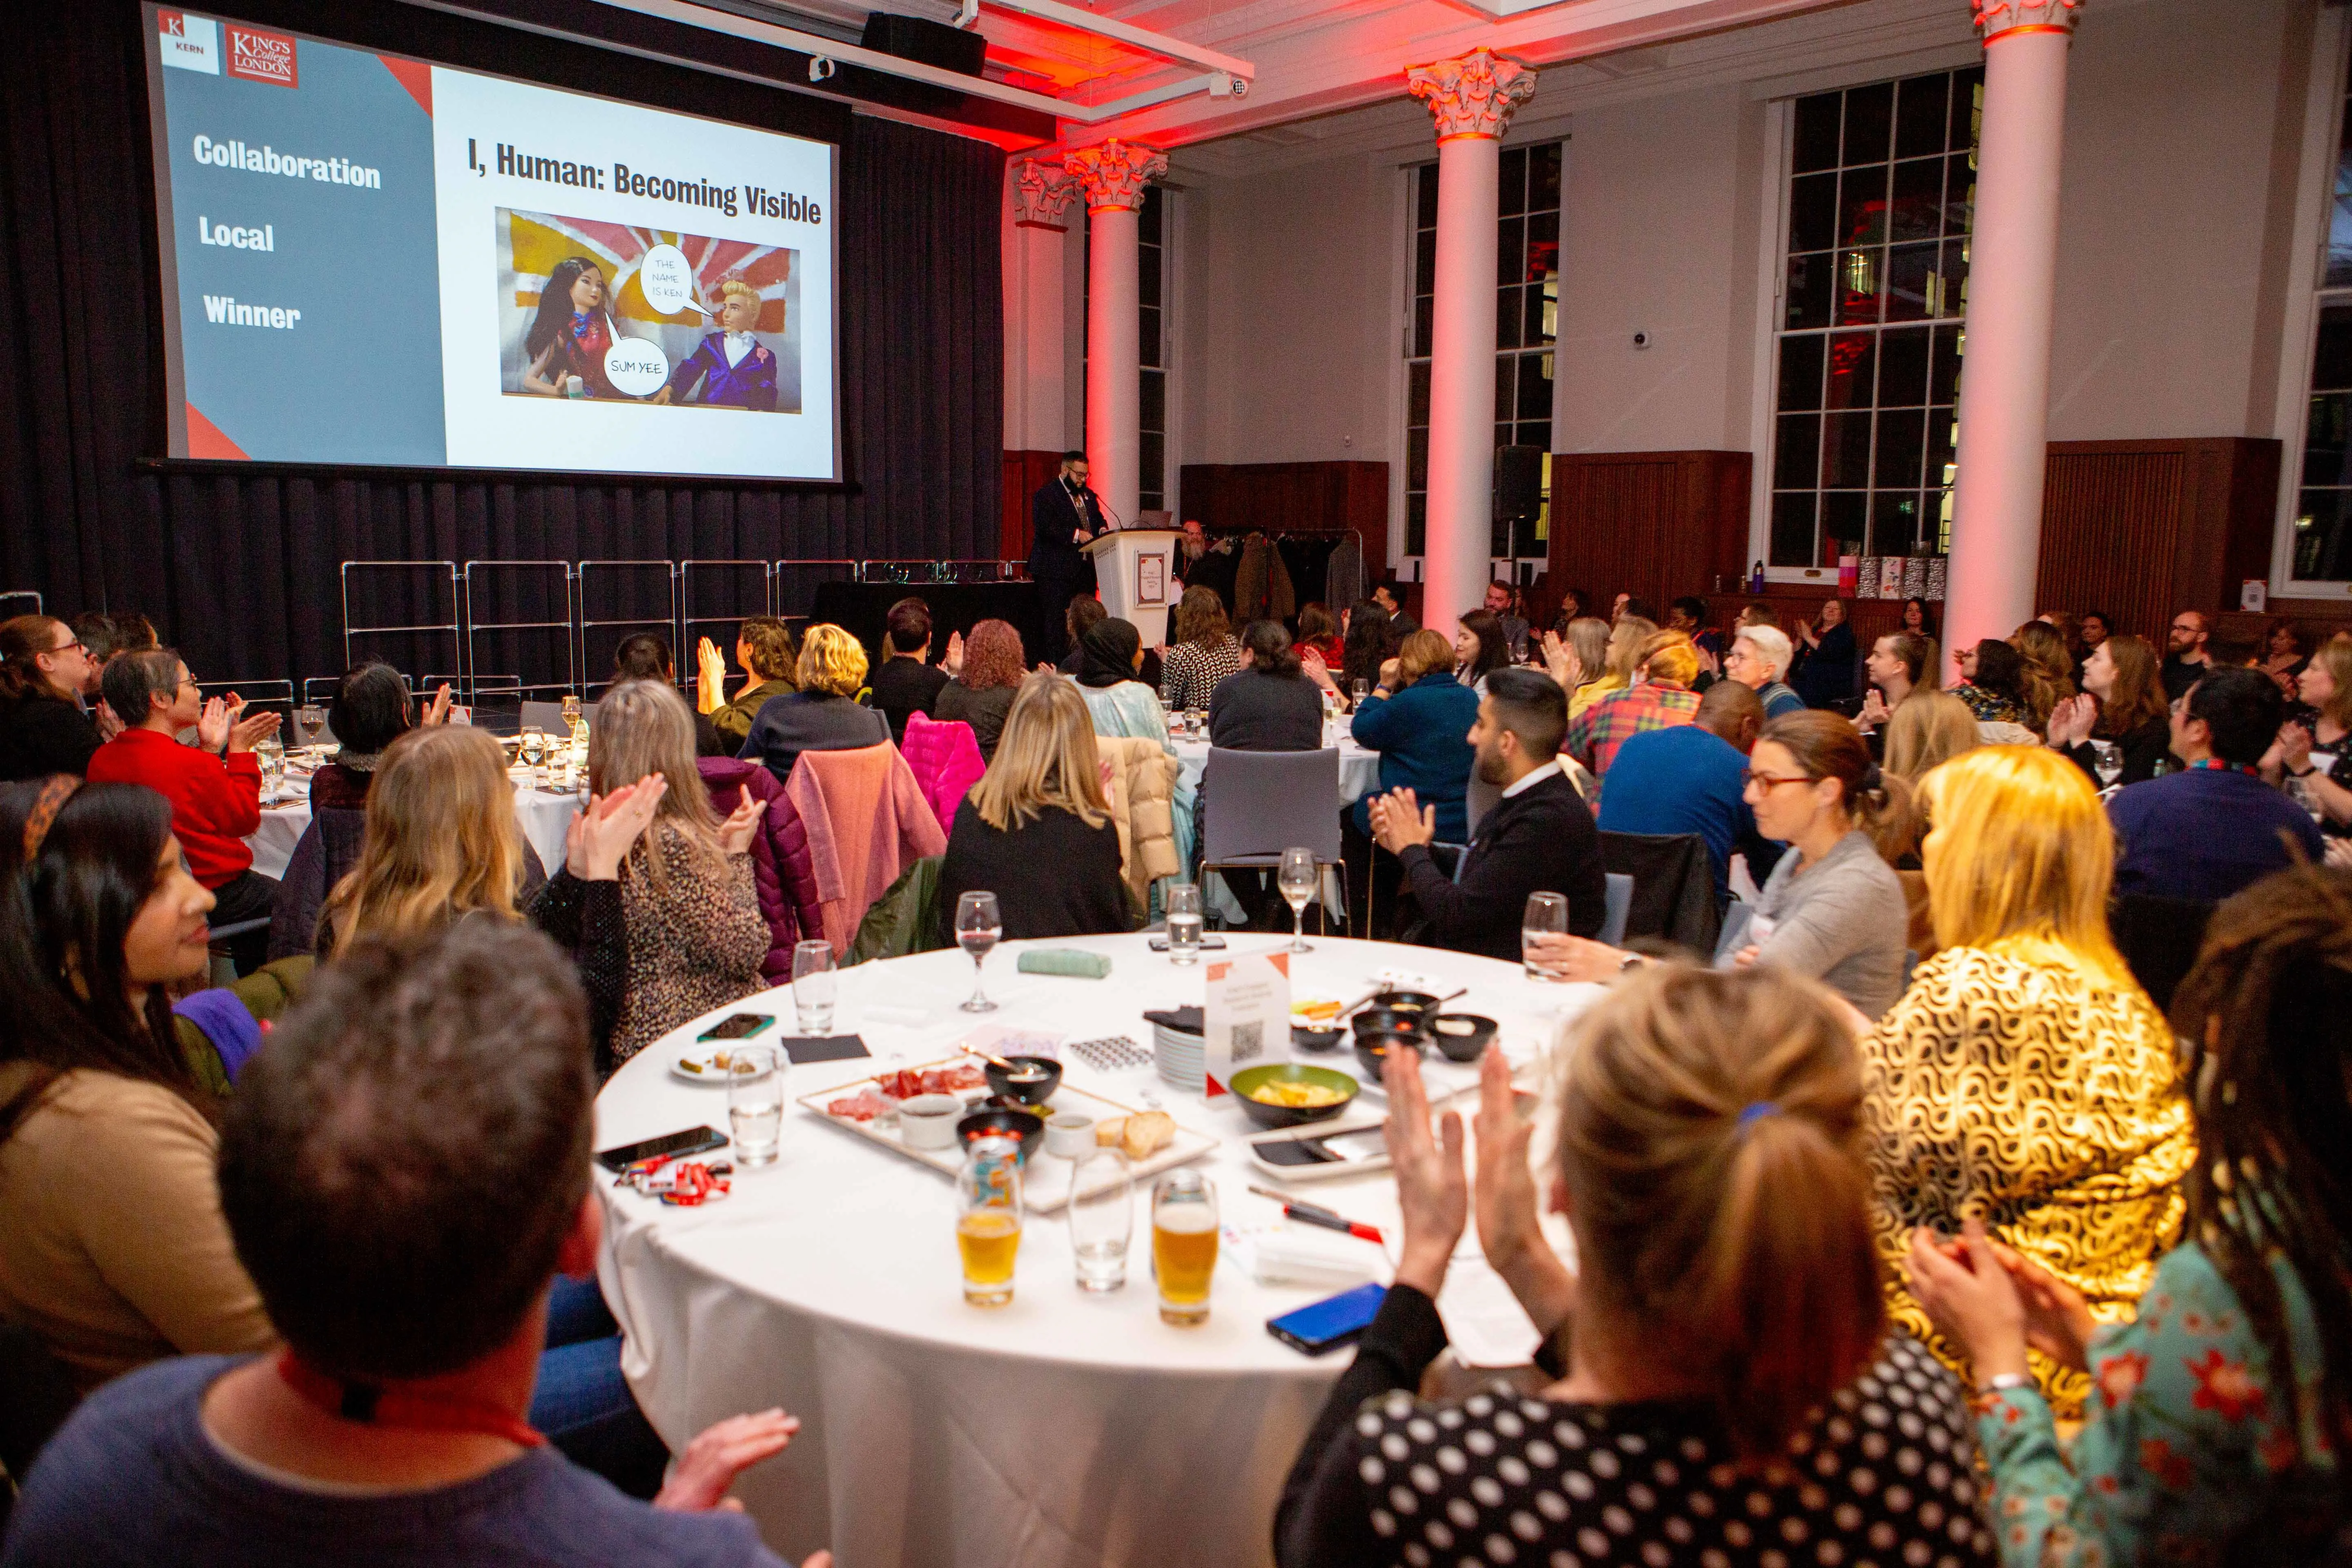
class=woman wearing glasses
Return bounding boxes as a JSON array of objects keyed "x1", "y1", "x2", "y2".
[{"x1": 0, "y1": 616, "x2": 100, "y2": 782}]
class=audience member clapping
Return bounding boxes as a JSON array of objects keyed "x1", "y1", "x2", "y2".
[
  {"x1": 1856, "y1": 628, "x2": 1931, "y2": 731},
  {"x1": 87, "y1": 648, "x2": 281, "y2": 974},
  {"x1": 1907, "y1": 864, "x2": 2352, "y2": 1563},
  {"x1": 1294, "y1": 601, "x2": 1343, "y2": 667},
  {"x1": 2007, "y1": 619, "x2": 2074, "y2": 730},
  {"x1": 1209, "y1": 620, "x2": 1324, "y2": 753},
  {"x1": 1, "y1": 921, "x2": 828, "y2": 1568},
  {"x1": 865, "y1": 597, "x2": 950, "y2": 745},
  {"x1": 1561, "y1": 628, "x2": 1699, "y2": 787},
  {"x1": 1791, "y1": 595, "x2": 1856, "y2": 706},
  {"x1": 0, "y1": 616, "x2": 101, "y2": 782},
  {"x1": 1948, "y1": 637, "x2": 2029, "y2": 728},
  {"x1": 935, "y1": 617, "x2": 1025, "y2": 762},
  {"x1": 309, "y1": 660, "x2": 450, "y2": 810},
  {"x1": 2108, "y1": 665, "x2": 2321, "y2": 904},
  {"x1": 2273, "y1": 635, "x2": 2351, "y2": 851},
  {"x1": 1276, "y1": 967, "x2": 1994, "y2": 1567},
  {"x1": 1539, "y1": 614, "x2": 1614, "y2": 718},
  {"x1": 739, "y1": 624, "x2": 889, "y2": 786},
  {"x1": 592, "y1": 679, "x2": 768, "y2": 1063},
  {"x1": 698, "y1": 617, "x2": 799, "y2": 751},
  {"x1": 1336, "y1": 598, "x2": 1396, "y2": 699},
  {"x1": 1595, "y1": 677, "x2": 1778, "y2": 904},
  {"x1": 937, "y1": 672, "x2": 1130, "y2": 944},
  {"x1": 1345, "y1": 629, "x2": 1477, "y2": 932},
  {"x1": 1880, "y1": 688, "x2": 1979, "y2": 786},
  {"x1": 2045, "y1": 632, "x2": 2169, "y2": 787},
  {"x1": 1864, "y1": 745, "x2": 2193, "y2": 1414},
  {"x1": 615, "y1": 632, "x2": 726, "y2": 757},
  {"x1": 1158, "y1": 586, "x2": 1244, "y2": 713}
]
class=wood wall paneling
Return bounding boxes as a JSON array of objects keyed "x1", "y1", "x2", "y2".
[
  {"x1": 1173, "y1": 461, "x2": 1391, "y2": 585},
  {"x1": 1543, "y1": 451, "x2": 1752, "y2": 622},
  {"x1": 2035, "y1": 438, "x2": 2280, "y2": 642}
]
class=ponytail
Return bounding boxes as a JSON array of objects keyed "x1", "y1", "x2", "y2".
[{"x1": 1761, "y1": 710, "x2": 1915, "y2": 862}]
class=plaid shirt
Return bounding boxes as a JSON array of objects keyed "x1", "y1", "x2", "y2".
[{"x1": 1565, "y1": 682, "x2": 1700, "y2": 788}]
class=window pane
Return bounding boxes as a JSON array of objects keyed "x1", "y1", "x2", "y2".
[
  {"x1": 1414, "y1": 296, "x2": 1433, "y2": 359},
  {"x1": 1927, "y1": 409, "x2": 1958, "y2": 492},
  {"x1": 1524, "y1": 211, "x2": 1559, "y2": 281},
  {"x1": 1517, "y1": 419, "x2": 1551, "y2": 450},
  {"x1": 1838, "y1": 166, "x2": 1890, "y2": 247},
  {"x1": 1793, "y1": 93, "x2": 1842, "y2": 174},
  {"x1": 1496, "y1": 422, "x2": 1512, "y2": 455},
  {"x1": 1139, "y1": 307, "x2": 1161, "y2": 368},
  {"x1": 2314, "y1": 304, "x2": 2352, "y2": 390},
  {"x1": 1942, "y1": 155, "x2": 1976, "y2": 237},
  {"x1": 1497, "y1": 216, "x2": 1525, "y2": 287},
  {"x1": 1885, "y1": 242, "x2": 1941, "y2": 322},
  {"x1": 1822, "y1": 490, "x2": 1869, "y2": 560},
  {"x1": 1495, "y1": 355, "x2": 1517, "y2": 421},
  {"x1": 2293, "y1": 487, "x2": 2352, "y2": 580},
  {"x1": 1416, "y1": 229, "x2": 1437, "y2": 294},
  {"x1": 1771, "y1": 492, "x2": 1819, "y2": 565},
  {"x1": 1871, "y1": 490, "x2": 1924, "y2": 556},
  {"x1": 1778, "y1": 333, "x2": 1826, "y2": 412},
  {"x1": 1826, "y1": 331, "x2": 1878, "y2": 410},
  {"x1": 1526, "y1": 285, "x2": 1554, "y2": 346},
  {"x1": 1408, "y1": 428, "x2": 1430, "y2": 491},
  {"x1": 1786, "y1": 253, "x2": 1833, "y2": 330},
  {"x1": 1789, "y1": 172, "x2": 1838, "y2": 254},
  {"x1": 1895, "y1": 74, "x2": 1949, "y2": 160},
  {"x1": 2328, "y1": 147, "x2": 2352, "y2": 287},
  {"x1": 1417, "y1": 165, "x2": 1439, "y2": 228},
  {"x1": 1775, "y1": 413, "x2": 1822, "y2": 490},
  {"x1": 1497, "y1": 285, "x2": 1523, "y2": 350},
  {"x1": 1139, "y1": 246, "x2": 1162, "y2": 308},
  {"x1": 2306, "y1": 392, "x2": 2352, "y2": 486},
  {"x1": 1500, "y1": 147, "x2": 1528, "y2": 217},
  {"x1": 1532, "y1": 143, "x2": 1562, "y2": 210},
  {"x1": 1842, "y1": 82, "x2": 1893, "y2": 166},
  {"x1": 1931, "y1": 486, "x2": 1956, "y2": 555},
  {"x1": 1140, "y1": 432, "x2": 1163, "y2": 493},
  {"x1": 1823, "y1": 411, "x2": 1873, "y2": 489},
  {"x1": 1140, "y1": 369, "x2": 1165, "y2": 433},
  {"x1": 1889, "y1": 158, "x2": 1943, "y2": 243},
  {"x1": 1409, "y1": 361, "x2": 1432, "y2": 428},
  {"x1": 1837, "y1": 248, "x2": 1886, "y2": 325},
  {"x1": 1139, "y1": 186, "x2": 1162, "y2": 245},
  {"x1": 1878, "y1": 327, "x2": 1931, "y2": 406},
  {"x1": 1518, "y1": 353, "x2": 1554, "y2": 424},
  {"x1": 1951, "y1": 68, "x2": 1984, "y2": 153},
  {"x1": 1931, "y1": 324, "x2": 1965, "y2": 405},
  {"x1": 1408, "y1": 493, "x2": 1428, "y2": 558},
  {"x1": 1933, "y1": 239, "x2": 1969, "y2": 318},
  {"x1": 1875, "y1": 408, "x2": 1927, "y2": 492}
]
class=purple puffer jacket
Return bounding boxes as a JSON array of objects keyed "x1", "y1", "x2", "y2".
[{"x1": 699, "y1": 756, "x2": 824, "y2": 985}]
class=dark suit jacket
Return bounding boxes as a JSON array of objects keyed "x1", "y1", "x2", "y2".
[
  {"x1": 1396, "y1": 768, "x2": 1606, "y2": 962},
  {"x1": 1028, "y1": 478, "x2": 1104, "y2": 574}
]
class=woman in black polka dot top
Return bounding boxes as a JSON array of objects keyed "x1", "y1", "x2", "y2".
[{"x1": 1276, "y1": 966, "x2": 1996, "y2": 1568}]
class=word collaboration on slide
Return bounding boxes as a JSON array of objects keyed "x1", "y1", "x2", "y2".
[{"x1": 145, "y1": 5, "x2": 839, "y2": 479}]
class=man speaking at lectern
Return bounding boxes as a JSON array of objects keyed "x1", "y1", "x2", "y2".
[{"x1": 1030, "y1": 450, "x2": 1107, "y2": 661}]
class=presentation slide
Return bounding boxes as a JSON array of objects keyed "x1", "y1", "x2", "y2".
[{"x1": 143, "y1": 7, "x2": 840, "y2": 481}]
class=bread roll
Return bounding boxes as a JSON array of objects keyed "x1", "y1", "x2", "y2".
[{"x1": 1120, "y1": 1110, "x2": 1175, "y2": 1160}]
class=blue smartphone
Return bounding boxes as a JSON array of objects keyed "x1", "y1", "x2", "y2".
[{"x1": 1267, "y1": 1281, "x2": 1388, "y2": 1356}]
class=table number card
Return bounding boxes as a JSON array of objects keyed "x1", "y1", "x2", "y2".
[{"x1": 1203, "y1": 950, "x2": 1290, "y2": 1097}]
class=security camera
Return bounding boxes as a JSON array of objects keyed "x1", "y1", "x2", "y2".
[
  {"x1": 808, "y1": 56, "x2": 837, "y2": 83},
  {"x1": 1632, "y1": 330, "x2": 1651, "y2": 350}
]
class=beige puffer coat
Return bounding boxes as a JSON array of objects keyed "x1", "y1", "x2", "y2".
[{"x1": 1096, "y1": 736, "x2": 1181, "y2": 908}]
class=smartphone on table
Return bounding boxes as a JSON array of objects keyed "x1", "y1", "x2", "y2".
[
  {"x1": 1268, "y1": 1282, "x2": 1388, "y2": 1356},
  {"x1": 699, "y1": 1013, "x2": 775, "y2": 1041},
  {"x1": 596, "y1": 1126, "x2": 727, "y2": 1173}
]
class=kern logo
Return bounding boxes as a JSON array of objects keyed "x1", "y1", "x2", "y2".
[
  {"x1": 226, "y1": 25, "x2": 297, "y2": 88},
  {"x1": 157, "y1": 10, "x2": 220, "y2": 74}
]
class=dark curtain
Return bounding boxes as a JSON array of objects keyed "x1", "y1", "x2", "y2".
[{"x1": 0, "y1": 3, "x2": 1004, "y2": 692}]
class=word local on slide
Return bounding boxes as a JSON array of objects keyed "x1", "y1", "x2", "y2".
[{"x1": 478, "y1": 140, "x2": 821, "y2": 224}]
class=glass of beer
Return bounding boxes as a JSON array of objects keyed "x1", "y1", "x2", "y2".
[
  {"x1": 1151, "y1": 1169, "x2": 1219, "y2": 1325},
  {"x1": 956, "y1": 1134, "x2": 1024, "y2": 1308}
]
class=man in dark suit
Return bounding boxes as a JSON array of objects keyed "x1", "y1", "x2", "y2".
[
  {"x1": 1029, "y1": 450, "x2": 1106, "y2": 662},
  {"x1": 1369, "y1": 666, "x2": 1606, "y2": 960}
]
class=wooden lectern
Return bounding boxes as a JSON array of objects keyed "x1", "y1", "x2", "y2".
[{"x1": 1082, "y1": 528, "x2": 1182, "y2": 645}]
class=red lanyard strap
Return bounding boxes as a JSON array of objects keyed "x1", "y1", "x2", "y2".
[{"x1": 276, "y1": 1352, "x2": 545, "y2": 1448}]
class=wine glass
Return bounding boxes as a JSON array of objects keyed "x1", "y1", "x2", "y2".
[
  {"x1": 955, "y1": 891, "x2": 1002, "y2": 1013},
  {"x1": 518, "y1": 728, "x2": 547, "y2": 768},
  {"x1": 1522, "y1": 891, "x2": 1568, "y2": 980},
  {"x1": 561, "y1": 693, "x2": 583, "y2": 739},
  {"x1": 1277, "y1": 847, "x2": 1318, "y2": 953},
  {"x1": 1350, "y1": 678, "x2": 1370, "y2": 710},
  {"x1": 2089, "y1": 739, "x2": 2123, "y2": 790}
]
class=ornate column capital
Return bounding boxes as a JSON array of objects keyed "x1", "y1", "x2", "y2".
[
  {"x1": 1973, "y1": 0, "x2": 2081, "y2": 42},
  {"x1": 1011, "y1": 159, "x2": 1079, "y2": 231},
  {"x1": 1406, "y1": 48, "x2": 1537, "y2": 144},
  {"x1": 1062, "y1": 139, "x2": 1167, "y2": 214}
]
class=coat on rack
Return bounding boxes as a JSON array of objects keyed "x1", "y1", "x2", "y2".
[{"x1": 1234, "y1": 533, "x2": 1297, "y2": 623}]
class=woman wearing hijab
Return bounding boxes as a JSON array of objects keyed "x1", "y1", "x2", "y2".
[{"x1": 1070, "y1": 617, "x2": 1195, "y2": 880}]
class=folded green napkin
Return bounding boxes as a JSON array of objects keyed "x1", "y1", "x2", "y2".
[{"x1": 1016, "y1": 949, "x2": 1112, "y2": 979}]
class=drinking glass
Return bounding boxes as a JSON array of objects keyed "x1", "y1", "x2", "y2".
[
  {"x1": 1278, "y1": 847, "x2": 1319, "y2": 953},
  {"x1": 1350, "y1": 678, "x2": 1370, "y2": 709},
  {"x1": 561, "y1": 693, "x2": 584, "y2": 739},
  {"x1": 791, "y1": 940, "x2": 837, "y2": 1034},
  {"x1": 956, "y1": 891, "x2": 1002, "y2": 1013},
  {"x1": 296, "y1": 704, "x2": 326, "y2": 746},
  {"x1": 2089, "y1": 739, "x2": 2123, "y2": 789},
  {"x1": 256, "y1": 736, "x2": 285, "y2": 794},
  {"x1": 726, "y1": 1045, "x2": 784, "y2": 1167},
  {"x1": 1152, "y1": 1169, "x2": 1219, "y2": 1325},
  {"x1": 956, "y1": 1134, "x2": 1023, "y2": 1307},
  {"x1": 1164, "y1": 883, "x2": 1203, "y2": 966},
  {"x1": 518, "y1": 728, "x2": 547, "y2": 768},
  {"x1": 1067, "y1": 1149, "x2": 1134, "y2": 1292},
  {"x1": 1522, "y1": 891, "x2": 1569, "y2": 980}
]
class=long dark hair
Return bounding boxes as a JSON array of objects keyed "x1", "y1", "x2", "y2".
[
  {"x1": 1457, "y1": 609, "x2": 1511, "y2": 682},
  {"x1": 1241, "y1": 619, "x2": 1301, "y2": 677},
  {"x1": 524, "y1": 256, "x2": 609, "y2": 364},
  {"x1": 0, "y1": 781, "x2": 205, "y2": 1145},
  {"x1": 1967, "y1": 638, "x2": 2025, "y2": 702},
  {"x1": 1341, "y1": 600, "x2": 1394, "y2": 691},
  {"x1": 2172, "y1": 865, "x2": 2352, "y2": 1545}
]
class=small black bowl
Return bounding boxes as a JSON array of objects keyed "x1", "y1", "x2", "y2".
[
  {"x1": 957, "y1": 1106, "x2": 1045, "y2": 1163},
  {"x1": 1367, "y1": 989, "x2": 1442, "y2": 1016},
  {"x1": 1291, "y1": 1024, "x2": 1345, "y2": 1053},
  {"x1": 1427, "y1": 1013, "x2": 1498, "y2": 1063},
  {"x1": 1352, "y1": 1006, "x2": 1432, "y2": 1042},
  {"x1": 983, "y1": 1055, "x2": 1062, "y2": 1107},
  {"x1": 1355, "y1": 1028, "x2": 1427, "y2": 1085}
]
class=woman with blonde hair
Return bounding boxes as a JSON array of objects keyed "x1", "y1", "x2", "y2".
[
  {"x1": 739, "y1": 621, "x2": 888, "y2": 785},
  {"x1": 2047, "y1": 631, "x2": 2169, "y2": 787},
  {"x1": 935, "y1": 673, "x2": 1129, "y2": 942},
  {"x1": 1862, "y1": 745, "x2": 2193, "y2": 1415},
  {"x1": 1278, "y1": 968, "x2": 1992, "y2": 1566},
  {"x1": 1882, "y1": 688, "x2": 1980, "y2": 782},
  {"x1": 1538, "y1": 614, "x2": 1615, "y2": 719},
  {"x1": 592, "y1": 679, "x2": 768, "y2": 1062},
  {"x1": 1158, "y1": 585, "x2": 1244, "y2": 711},
  {"x1": 2276, "y1": 632, "x2": 2352, "y2": 843}
]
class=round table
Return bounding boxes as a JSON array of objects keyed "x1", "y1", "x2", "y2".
[
  {"x1": 595, "y1": 933, "x2": 1600, "y2": 1568},
  {"x1": 1168, "y1": 733, "x2": 1382, "y2": 808},
  {"x1": 245, "y1": 777, "x2": 583, "y2": 881}
]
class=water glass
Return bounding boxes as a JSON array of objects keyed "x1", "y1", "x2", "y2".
[
  {"x1": 1067, "y1": 1149, "x2": 1134, "y2": 1292},
  {"x1": 791, "y1": 940, "x2": 837, "y2": 1034},
  {"x1": 726, "y1": 1045, "x2": 784, "y2": 1167},
  {"x1": 1278, "y1": 847, "x2": 1319, "y2": 953},
  {"x1": 1164, "y1": 882, "x2": 1203, "y2": 965},
  {"x1": 956, "y1": 891, "x2": 1002, "y2": 1013},
  {"x1": 2089, "y1": 739, "x2": 2124, "y2": 789},
  {"x1": 518, "y1": 728, "x2": 547, "y2": 768},
  {"x1": 957, "y1": 1134, "x2": 1024, "y2": 1307},
  {"x1": 1152, "y1": 1169, "x2": 1218, "y2": 1325},
  {"x1": 1522, "y1": 891, "x2": 1569, "y2": 979},
  {"x1": 1350, "y1": 679, "x2": 1370, "y2": 709}
]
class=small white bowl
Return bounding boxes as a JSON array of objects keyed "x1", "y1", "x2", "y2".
[
  {"x1": 1045, "y1": 1111, "x2": 1097, "y2": 1158},
  {"x1": 900, "y1": 1094, "x2": 963, "y2": 1150}
]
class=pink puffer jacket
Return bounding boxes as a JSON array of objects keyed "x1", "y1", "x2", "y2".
[
  {"x1": 900, "y1": 713, "x2": 987, "y2": 831},
  {"x1": 699, "y1": 757, "x2": 824, "y2": 984}
]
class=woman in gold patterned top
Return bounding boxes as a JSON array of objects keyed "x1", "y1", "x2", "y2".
[{"x1": 1862, "y1": 744, "x2": 2193, "y2": 1416}]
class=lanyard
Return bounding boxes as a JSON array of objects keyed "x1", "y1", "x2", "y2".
[
  {"x1": 276, "y1": 1352, "x2": 545, "y2": 1448},
  {"x1": 2187, "y1": 758, "x2": 2261, "y2": 777}
]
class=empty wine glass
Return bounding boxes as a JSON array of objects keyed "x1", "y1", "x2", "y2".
[
  {"x1": 956, "y1": 891, "x2": 1002, "y2": 1013},
  {"x1": 1278, "y1": 847, "x2": 1318, "y2": 953},
  {"x1": 2089, "y1": 739, "x2": 2123, "y2": 790}
]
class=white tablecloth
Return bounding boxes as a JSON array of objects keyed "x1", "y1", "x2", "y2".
[
  {"x1": 244, "y1": 782, "x2": 582, "y2": 881},
  {"x1": 1169, "y1": 732, "x2": 1382, "y2": 807},
  {"x1": 595, "y1": 933, "x2": 1600, "y2": 1568}
]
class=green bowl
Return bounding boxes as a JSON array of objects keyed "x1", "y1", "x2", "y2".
[{"x1": 1229, "y1": 1063, "x2": 1361, "y2": 1129}]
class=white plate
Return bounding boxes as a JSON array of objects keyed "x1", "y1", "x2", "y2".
[{"x1": 668, "y1": 1045, "x2": 779, "y2": 1085}]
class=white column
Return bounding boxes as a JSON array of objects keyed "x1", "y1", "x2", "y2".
[
  {"x1": 1943, "y1": 0, "x2": 2080, "y2": 659},
  {"x1": 1004, "y1": 160, "x2": 1078, "y2": 453},
  {"x1": 1065, "y1": 138, "x2": 1168, "y2": 531},
  {"x1": 1408, "y1": 50, "x2": 1535, "y2": 639}
]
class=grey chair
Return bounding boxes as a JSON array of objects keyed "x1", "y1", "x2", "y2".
[
  {"x1": 1712, "y1": 899, "x2": 1756, "y2": 964},
  {"x1": 1200, "y1": 748, "x2": 1343, "y2": 932},
  {"x1": 1599, "y1": 873, "x2": 1633, "y2": 946},
  {"x1": 519, "y1": 699, "x2": 571, "y2": 735}
]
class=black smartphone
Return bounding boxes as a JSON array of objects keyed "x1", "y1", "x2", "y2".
[
  {"x1": 596, "y1": 1126, "x2": 727, "y2": 1172},
  {"x1": 1146, "y1": 933, "x2": 1227, "y2": 951},
  {"x1": 1268, "y1": 1282, "x2": 1388, "y2": 1356},
  {"x1": 1252, "y1": 1126, "x2": 1390, "y2": 1167},
  {"x1": 699, "y1": 1013, "x2": 775, "y2": 1041}
]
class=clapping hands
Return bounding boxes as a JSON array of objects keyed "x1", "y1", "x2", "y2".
[
  {"x1": 653, "y1": 1407, "x2": 804, "y2": 1515},
  {"x1": 565, "y1": 775, "x2": 667, "y2": 881},
  {"x1": 1382, "y1": 1048, "x2": 1467, "y2": 1298},
  {"x1": 1367, "y1": 786, "x2": 1436, "y2": 855},
  {"x1": 1906, "y1": 1217, "x2": 2096, "y2": 1383},
  {"x1": 422, "y1": 682, "x2": 454, "y2": 727},
  {"x1": 716, "y1": 791, "x2": 764, "y2": 856},
  {"x1": 1539, "y1": 630, "x2": 1579, "y2": 690},
  {"x1": 1299, "y1": 646, "x2": 1336, "y2": 692},
  {"x1": 697, "y1": 637, "x2": 728, "y2": 711},
  {"x1": 2046, "y1": 693, "x2": 2098, "y2": 748},
  {"x1": 943, "y1": 630, "x2": 965, "y2": 678}
]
